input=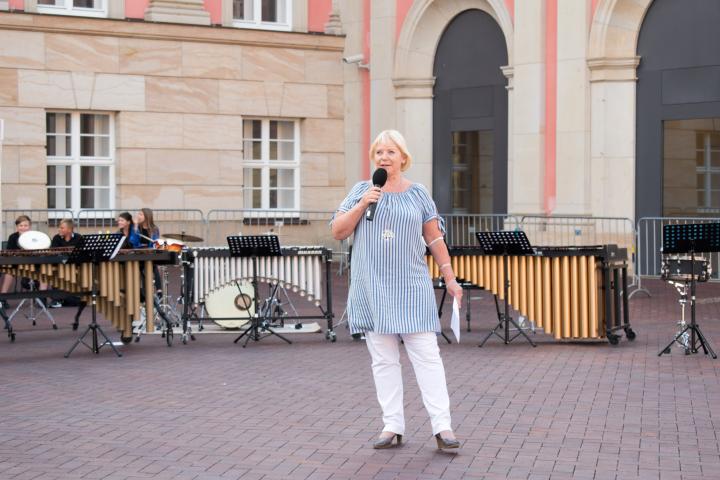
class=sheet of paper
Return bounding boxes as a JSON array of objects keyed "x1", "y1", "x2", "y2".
[{"x1": 451, "y1": 297, "x2": 460, "y2": 343}]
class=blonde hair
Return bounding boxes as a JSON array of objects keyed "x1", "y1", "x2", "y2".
[{"x1": 369, "y1": 130, "x2": 412, "y2": 172}]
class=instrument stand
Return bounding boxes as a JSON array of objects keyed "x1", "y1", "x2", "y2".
[
  {"x1": 65, "y1": 233, "x2": 125, "y2": 358},
  {"x1": 228, "y1": 235, "x2": 292, "y2": 347},
  {"x1": 7, "y1": 279, "x2": 56, "y2": 329},
  {"x1": 658, "y1": 223, "x2": 719, "y2": 359},
  {"x1": 476, "y1": 231, "x2": 537, "y2": 348}
]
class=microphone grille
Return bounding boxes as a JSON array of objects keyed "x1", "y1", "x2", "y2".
[{"x1": 372, "y1": 168, "x2": 388, "y2": 187}]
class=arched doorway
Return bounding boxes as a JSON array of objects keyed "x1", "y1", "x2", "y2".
[
  {"x1": 636, "y1": 0, "x2": 720, "y2": 218},
  {"x1": 432, "y1": 9, "x2": 508, "y2": 214}
]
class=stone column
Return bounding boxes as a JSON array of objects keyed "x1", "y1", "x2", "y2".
[
  {"x1": 144, "y1": 0, "x2": 211, "y2": 26},
  {"x1": 588, "y1": 56, "x2": 640, "y2": 219},
  {"x1": 555, "y1": 0, "x2": 591, "y2": 215},
  {"x1": 394, "y1": 78, "x2": 434, "y2": 189},
  {"x1": 509, "y1": 0, "x2": 545, "y2": 214},
  {"x1": 324, "y1": 0, "x2": 343, "y2": 35}
]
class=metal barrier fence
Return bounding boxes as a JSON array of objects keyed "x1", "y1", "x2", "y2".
[
  {"x1": 206, "y1": 209, "x2": 342, "y2": 251},
  {"x1": 1, "y1": 209, "x2": 74, "y2": 244},
  {"x1": 637, "y1": 216, "x2": 720, "y2": 280},
  {"x1": 76, "y1": 209, "x2": 206, "y2": 244},
  {"x1": 441, "y1": 214, "x2": 520, "y2": 246}
]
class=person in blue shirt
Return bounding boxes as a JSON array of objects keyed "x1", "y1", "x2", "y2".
[{"x1": 129, "y1": 208, "x2": 160, "y2": 249}]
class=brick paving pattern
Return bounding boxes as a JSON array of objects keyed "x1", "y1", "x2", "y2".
[{"x1": 1, "y1": 273, "x2": 720, "y2": 480}]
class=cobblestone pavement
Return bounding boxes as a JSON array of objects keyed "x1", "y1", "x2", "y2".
[{"x1": 1, "y1": 273, "x2": 720, "y2": 480}]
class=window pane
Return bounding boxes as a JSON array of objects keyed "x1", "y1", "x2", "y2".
[
  {"x1": 270, "y1": 121, "x2": 294, "y2": 140},
  {"x1": 47, "y1": 113, "x2": 72, "y2": 157},
  {"x1": 269, "y1": 189, "x2": 277, "y2": 208},
  {"x1": 80, "y1": 187, "x2": 109, "y2": 209},
  {"x1": 262, "y1": 0, "x2": 278, "y2": 22},
  {"x1": 276, "y1": 168, "x2": 294, "y2": 188},
  {"x1": 47, "y1": 113, "x2": 71, "y2": 134},
  {"x1": 277, "y1": 189, "x2": 294, "y2": 208},
  {"x1": 38, "y1": 0, "x2": 62, "y2": 5},
  {"x1": 47, "y1": 165, "x2": 72, "y2": 210},
  {"x1": 244, "y1": 119, "x2": 261, "y2": 139},
  {"x1": 80, "y1": 166, "x2": 109, "y2": 187},
  {"x1": 80, "y1": 114, "x2": 109, "y2": 135},
  {"x1": 80, "y1": 135, "x2": 109, "y2": 157},
  {"x1": 233, "y1": 0, "x2": 245, "y2": 19},
  {"x1": 73, "y1": 0, "x2": 100, "y2": 7}
]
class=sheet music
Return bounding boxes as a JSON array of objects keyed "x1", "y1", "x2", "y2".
[{"x1": 451, "y1": 297, "x2": 460, "y2": 343}]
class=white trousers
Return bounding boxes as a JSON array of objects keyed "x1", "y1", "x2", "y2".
[{"x1": 365, "y1": 331, "x2": 452, "y2": 436}]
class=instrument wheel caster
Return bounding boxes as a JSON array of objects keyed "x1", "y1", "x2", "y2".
[
  {"x1": 166, "y1": 328, "x2": 173, "y2": 347},
  {"x1": 134, "y1": 336, "x2": 141, "y2": 343},
  {"x1": 10, "y1": 333, "x2": 15, "y2": 342},
  {"x1": 32, "y1": 320, "x2": 36, "y2": 326},
  {"x1": 52, "y1": 324, "x2": 58, "y2": 330},
  {"x1": 607, "y1": 334, "x2": 619, "y2": 346},
  {"x1": 120, "y1": 336, "x2": 133, "y2": 345},
  {"x1": 190, "y1": 334, "x2": 196, "y2": 341},
  {"x1": 685, "y1": 348, "x2": 691, "y2": 355},
  {"x1": 72, "y1": 322, "x2": 79, "y2": 331},
  {"x1": 182, "y1": 334, "x2": 188, "y2": 345},
  {"x1": 325, "y1": 330, "x2": 337, "y2": 342},
  {"x1": 625, "y1": 328, "x2": 636, "y2": 341}
]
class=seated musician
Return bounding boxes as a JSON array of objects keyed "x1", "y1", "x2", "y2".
[
  {"x1": 130, "y1": 208, "x2": 162, "y2": 294},
  {"x1": 48, "y1": 219, "x2": 83, "y2": 308},
  {"x1": 116, "y1": 212, "x2": 134, "y2": 249},
  {"x1": 0, "y1": 215, "x2": 51, "y2": 307},
  {"x1": 50, "y1": 219, "x2": 82, "y2": 248},
  {"x1": 129, "y1": 208, "x2": 160, "y2": 249}
]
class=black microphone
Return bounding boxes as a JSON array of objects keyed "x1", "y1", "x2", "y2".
[{"x1": 366, "y1": 168, "x2": 388, "y2": 222}]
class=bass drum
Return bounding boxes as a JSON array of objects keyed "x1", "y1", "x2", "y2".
[{"x1": 204, "y1": 282, "x2": 255, "y2": 329}]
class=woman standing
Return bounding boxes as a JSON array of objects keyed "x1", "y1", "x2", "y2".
[{"x1": 331, "y1": 130, "x2": 462, "y2": 450}]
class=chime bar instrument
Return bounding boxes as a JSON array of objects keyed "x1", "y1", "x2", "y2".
[
  {"x1": 189, "y1": 246, "x2": 331, "y2": 307},
  {"x1": 427, "y1": 245, "x2": 629, "y2": 341},
  {"x1": 0, "y1": 249, "x2": 177, "y2": 338}
]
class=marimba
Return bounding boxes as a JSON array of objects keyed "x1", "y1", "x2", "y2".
[
  {"x1": 183, "y1": 246, "x2": 335, "y2": 340},
  {"x1": 427, "y1": 245, "x2": 633, "y2": 343},
  {"x1": 0, "y1": 249, "x2": 177, "y2": 341}
]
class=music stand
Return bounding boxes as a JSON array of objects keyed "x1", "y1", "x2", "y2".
[
  {"x1": 64, "y1": 233, "x2": 125, "y2": 358},
  {"x1": 658, "y1": 223, "x2": 719, "y2": 359},
  {"x1": 228, "y1": 235, "x2": 292, "y2": 347},
  {"x1": 477, "y1": 231, "x2": 537, "y2": 347}
]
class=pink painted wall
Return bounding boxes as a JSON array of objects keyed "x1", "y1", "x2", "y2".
[
  {"x1": 125, "y1": 0, "x2": 149, "y2": 19},
  {"x1": 505, "y1": 0, "x2": 514, "y2": 19},
  {"x1": 9, "y1": 0, "x2": 24, "y2": 10},
  {"x1": 203, "y1": 0, "x2": 222, "y2": 25},
  {"x1": 308, "y1": 0, "x2": 333, "y2": 33},
  {"x1": 592, "y1": 0, "x2": 600, "y2": 16},
  {"x1": 395, "y1": 0, "x2": 413, "y2": 40}
]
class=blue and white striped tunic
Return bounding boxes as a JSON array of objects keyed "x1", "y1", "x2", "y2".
[{"x1": 335, "y1": 181, "x2": 443, "y2": 335}]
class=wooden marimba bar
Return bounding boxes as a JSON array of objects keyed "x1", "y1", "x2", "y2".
[
  {"x1": 426, "y1": 245, "x2": 631, "y2": 342},
  {"x1": 0, "y1": 249, "x2": 177, "y2": 340}
]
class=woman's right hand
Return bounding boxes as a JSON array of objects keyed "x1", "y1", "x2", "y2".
[{"x1": 362, "y1": 186, "x2": 382, "y2": 208}]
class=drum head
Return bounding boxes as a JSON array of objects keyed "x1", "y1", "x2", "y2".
[
  {"x1": 205, "y1": 282, "x2": 255, "y2": 329},
  {"x1": 18, "y1": 231, "x2": 51, "y2": 250}
]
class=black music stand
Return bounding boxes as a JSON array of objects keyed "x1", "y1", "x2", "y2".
[
  {"x1": 477, "y1": 231, "x2": 537, "y2": 347},
  {"x1": 65, "y1": 233, "x2": 125, "y2": 358},
  {"x1": 658, "y1": 223, "x2": 719, "y2": 359},
  {"x1": 228, "y1": 235, "x2": 292, "y2": 347}
]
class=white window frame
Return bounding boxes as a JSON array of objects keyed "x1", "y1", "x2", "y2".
[
  {"x1": 232, "y1": 0, "x2": 292, "y2": 31},
  {"x1": 46, "y1": 111, "x2": 116, "y2": 216},
  {"x1": 36, "y1": 0, "x2": 108, "y2": 18},
  {"x1": 242, "y1": 118, "x2": 300, "y2": 212}
]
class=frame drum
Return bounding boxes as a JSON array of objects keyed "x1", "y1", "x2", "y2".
[
  {"x1": 18, "y1": 231, "x2": 51, "y2": 250},
  {"x1": 204, "y1": 282, "x2": 255, "y2": 329}
]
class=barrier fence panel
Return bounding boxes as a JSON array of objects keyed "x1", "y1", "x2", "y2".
[
  {"x1": 1, "y1": 209, "x2": 74, "y2": 246},
  {"x1": 441, "y1": 214, "x2": 521, "y2": 246},
  {"x1": 637, "y1": 216, "x2": 720, "y2": 280},
  {"x1": 206, "y1": 209, "x2": 342, "y2": 251},
  {"x1": 76, "y1": 209, "x2": 206, "y2": 245}
]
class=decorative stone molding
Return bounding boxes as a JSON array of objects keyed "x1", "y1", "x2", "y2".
[
  {"x1": 324, "y1": 0, "x2": 342, "y2": 35},
  {"x1": 588, "y1": 56, "x2": 641, "y2": 82},
  {"x1": 145, "y1": 0, "x2": 211, "y2": 26},
  {"x1": 393, "y1": 77, "x2": 435, "y2": 99},
  {"x1": 500, "y1": 65, "x2": 513, "y2": 90}
]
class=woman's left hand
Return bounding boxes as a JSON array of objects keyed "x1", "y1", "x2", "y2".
[{"x1": 446, "y1": 279, "x2": 463, "y2": 304}]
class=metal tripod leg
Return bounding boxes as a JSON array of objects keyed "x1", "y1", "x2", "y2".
[{"x1": 65, "y1": 322, "x2": 122, "y2": 357}]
